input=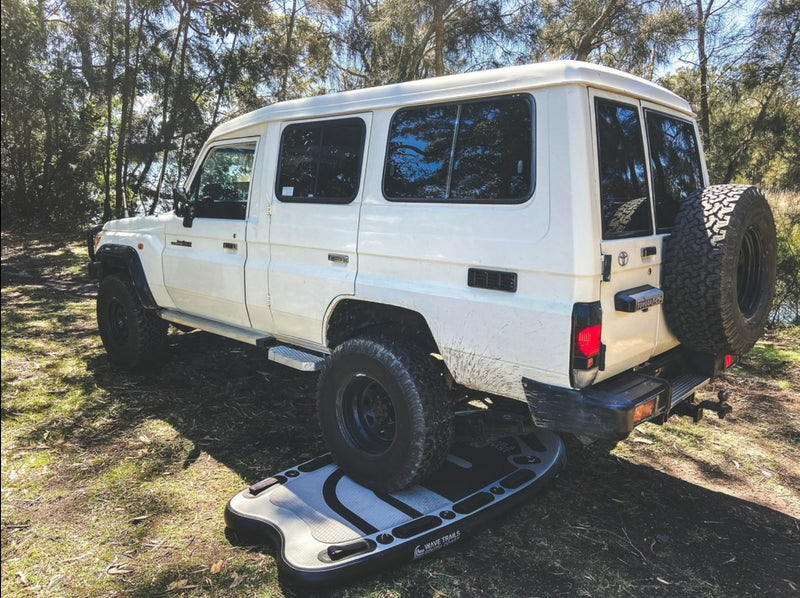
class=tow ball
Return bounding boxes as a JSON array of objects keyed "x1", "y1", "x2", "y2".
[{"x1": 673, "y1": 391, "x2": 732, "y2": 423}]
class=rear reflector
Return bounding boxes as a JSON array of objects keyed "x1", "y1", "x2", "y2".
[{"x1": 633, "y1": 398, "x2": 657, "y2": 423}]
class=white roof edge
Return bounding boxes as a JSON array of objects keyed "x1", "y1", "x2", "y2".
[{"x1": 209, "y1": 60, "x2": 692, "y2": 141}]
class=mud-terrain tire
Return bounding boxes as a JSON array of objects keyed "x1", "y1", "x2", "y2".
[
  {"x1": 663, "y1": 184, "x2": 776, "y2": 355},
  {"x1": 97, "y1": 274, "x2": 167, "y2": 370},
  {"x1": 316, "y1": 335, "x2": 453, "y2": 492}
]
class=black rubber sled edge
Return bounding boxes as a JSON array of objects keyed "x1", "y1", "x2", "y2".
[{"x1": 224, "y1": 443, "x2": 567, "y2": 589}]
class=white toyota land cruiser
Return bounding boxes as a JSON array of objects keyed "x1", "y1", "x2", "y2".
[{"x1": 88, "y1": 61, "x2": 777, "y2": 493}]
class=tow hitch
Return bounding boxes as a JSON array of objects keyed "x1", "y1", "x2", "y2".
[
  {"x1": 454, "y1": 408, "x2": 535, "y2": 446},
  {"x1": 671, "y1": 390, "x2": 732, "y2": 423}
]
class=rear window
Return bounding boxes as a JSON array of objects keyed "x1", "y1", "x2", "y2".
[
  {"x1": 645, "y1": 110, "x2": 703, "y2": 233},
  {"x1": 595, "y1": 98, "x2": 653, "y2": 239},
  {"x1": 384, "y1": 95, "x2": 534, "y2": 203}
]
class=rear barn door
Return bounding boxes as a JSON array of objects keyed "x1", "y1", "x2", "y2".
[
  {"x1": 591, "y1": 90, "x2": 662, "y2": 374},
  {"x1": 591, "y1": 90, "x2": 708, "y2": 375}
]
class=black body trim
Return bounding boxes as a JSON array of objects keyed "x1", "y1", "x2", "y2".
[
  {"x1": 524, "y1": 347, "x2": 712, "y2": 440},
  {"x1": 87, "y1": 224, "x2": 104, "y2": 262},
  {"x1": 467, "y1": 268, "x2": 517, "y2": 292},
  {"x1": 90, "y1": 244, "x2": 158, "y2": 309}
]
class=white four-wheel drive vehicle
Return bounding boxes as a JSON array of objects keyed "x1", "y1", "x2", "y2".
[{"x1": 88, "y1": 61, "x2": 777, "y2": 493}]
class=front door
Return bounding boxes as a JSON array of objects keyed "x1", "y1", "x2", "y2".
[{"x1": 162, "y1": 138, "x2": 258, "y2": 328}]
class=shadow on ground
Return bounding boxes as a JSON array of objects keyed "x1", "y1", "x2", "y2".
[
  {"x1": 3, "y1": 236, "x2": 798, "y2": 597},
  {"x1": 77, "y1": 333, "x2": 800, "y2": 597}
]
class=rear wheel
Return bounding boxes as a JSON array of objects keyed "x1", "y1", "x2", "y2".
[
  {"x1": 663, "y1": 185, "x2": 777, "y2": 355},
  {"x1": 316, "y1": 335, "x2": 453, "y2": 492},
  {"x1": 97, "y1": 274, "x2": 167, "y2": 370}
]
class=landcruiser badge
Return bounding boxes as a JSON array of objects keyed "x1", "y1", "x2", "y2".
[{"x1": 618, "y1": 251, "x2": 629, "y2": 266}]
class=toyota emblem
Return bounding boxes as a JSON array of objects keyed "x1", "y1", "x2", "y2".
[{"x1": 618, "y1": 251, "x2": 629, "y2": 266}]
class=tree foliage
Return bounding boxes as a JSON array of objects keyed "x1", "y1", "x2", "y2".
[{"x1": 1, "y1": 0, "x2": 798, "y2": 228}]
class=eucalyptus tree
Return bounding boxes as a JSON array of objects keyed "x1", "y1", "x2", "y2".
[
  {"x1": 662, "y1": 0, "x2": 799, "y2": 188},
  {"x1": 718, "y1": 0, "x2": 799, "y2": 186},
  {"x1": 513, "y1": 0, "x2": 689, "y2": 77},
  {"x1": 328, "y1": 0, "x2": 507, "y2": 86},
  {"x1": 1, "y1": 0, "x2": 111, "y2": 224}
]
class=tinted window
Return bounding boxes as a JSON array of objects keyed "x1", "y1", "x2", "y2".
[
  {"x1": 596, "y1": 99, "x2": 652, "y2": 239},
  {"x1": 277, "y1": 118, "x2": 365, "y2": 203},
  {"x1": 645, "y1": 110, "x2": 703, "y2": 233},
  {"x1": 451, "y1": 99, "x2": 533, "y2": 200},
  {"x1": 384, "y1": 105, "x2": 458, "y2": 199},
  {"x1": 189, "y1": 141, "x2": 256, "y2": 220},
  {"x1": 384, "y1": 95, "x2": 534, "y2": 202}
]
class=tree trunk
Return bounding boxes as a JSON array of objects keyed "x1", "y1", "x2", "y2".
[
  {"x1": 433, "y1": 0, "x2": 445, "y2": 77},
  {"x1": 114, "y1": 0, "x2": 132, "y2": 218},
  {"x1": 574, "y1": 0, "x2": 619, "y2": 60},
  {"x1": 696, "y1": 0, "x2": 711, "y2": 145},
  {"x1": 151, "y1": 9, "x2": 189, "y2": 214},
  {"x1": 211, "y1": 32, "x2": 237, "y2": 127},
  {"x1": 278, "y1": 0, "x2": 298, "y2": 102},
  {"x1": 103, "y1": 4, "x2": 116, "y2": 221}
]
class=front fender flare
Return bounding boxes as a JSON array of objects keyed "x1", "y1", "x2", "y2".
[{"x1": 94, "y1": 244, "x2": 158, "y2": 309}]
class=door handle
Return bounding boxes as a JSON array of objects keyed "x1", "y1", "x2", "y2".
[
  {"x1": 223, "y1": 242, "x2": 237, "y2": 250},
  {"x1": 328, "y1": 253, "x2": 349, "y2": 265},
  {"x1": 641, "y1": 246, "x2": 657, "y2": 258}
]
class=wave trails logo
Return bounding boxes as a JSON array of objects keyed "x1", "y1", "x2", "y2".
[{"x1": 413, "y1": 530, "x2": 461, "y2": 560}]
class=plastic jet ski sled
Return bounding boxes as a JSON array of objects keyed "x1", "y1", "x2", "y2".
[{"x1": 225, "y1": 430, "x2": 565, "y2": 587}]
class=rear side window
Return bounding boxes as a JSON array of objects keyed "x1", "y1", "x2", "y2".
[
  {"x1": 277, "y1": 117, "x2": 365, "y2": 203},
  {"x1": 596, "y1": 98, "x2": 653, "y2": 239},
  {"x1": 645, "y1": 110, "x2": 703, "y2": 233},
  {"x1": 384, "y1": 95, "x2": 534, "y2": 203}
]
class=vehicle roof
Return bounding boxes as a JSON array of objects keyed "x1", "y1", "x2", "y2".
[{"x1": 209, "y1": 60, "x2": 693, "y2": 141}]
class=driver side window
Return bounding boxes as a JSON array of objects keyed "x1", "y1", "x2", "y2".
[{"x1": 189, "y1": 141, "x2": 257, "y2": 220}]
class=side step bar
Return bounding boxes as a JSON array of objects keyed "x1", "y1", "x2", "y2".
[
  {"x1": 159, "y1": 309, "x2": 274, "y2": 347},
  {"x1": 268, "y1": 346, "x2": 325, "y2": 372},
  {"x1": 159, "y1": 309, "x2": 325, "y2": 371}
]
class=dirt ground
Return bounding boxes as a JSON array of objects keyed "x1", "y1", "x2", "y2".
[{"x1": 1, "y1": 231, "x2": 798, "y2": 597}]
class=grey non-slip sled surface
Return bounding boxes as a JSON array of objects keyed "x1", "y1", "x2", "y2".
[{"x1": 225, "y1": 430, "x2": 566, "y2": 587}]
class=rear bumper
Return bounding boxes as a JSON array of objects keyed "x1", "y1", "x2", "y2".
[{"x1": 523, "y1": 360, "x2": 710, "y2": 440}]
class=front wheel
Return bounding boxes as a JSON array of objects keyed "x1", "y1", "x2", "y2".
[
  {"x1": 316, "y1": 335, "x2": 453, "y2": 492},
  {"x1": 97, "y1": 274, "x2": 167, "y2": 371}
]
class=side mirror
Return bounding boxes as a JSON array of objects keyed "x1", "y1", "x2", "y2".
[
  {"x1": 172, "y1": 187, "x2": 194, "y2": 228},
  {"x1": 173, "y1": 186, "x2": 188, "y2": 215}
]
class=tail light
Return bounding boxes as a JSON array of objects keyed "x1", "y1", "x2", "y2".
[
  {"x1": 724, "y1": 354, "x2": 736, "y2": 369},
  {"x1": 571, "y1": 302, "x2": 602, "y2": 388}
]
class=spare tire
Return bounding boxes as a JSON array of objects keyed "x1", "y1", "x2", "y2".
[{"x1": 663, "y1": 184, "x2": 776, "y2": 355}]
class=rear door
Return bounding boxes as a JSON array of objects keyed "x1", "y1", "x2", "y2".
[
  {"x1": 592, "y1": 90, "x2": 663, "y2": 375},
  {"x1": 641, "y1": 101, "x2": 707, "y2": 355},
  {"x1": 267, "y1": 114, "x2": 370, "y2": 345},
  {"x1": 591, "y1": 90, "x2": 706, "y2": 376}
]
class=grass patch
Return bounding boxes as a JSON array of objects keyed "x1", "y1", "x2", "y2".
[{"x1": 2, "y1": 231, "x2": 799, "y2": 597}]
